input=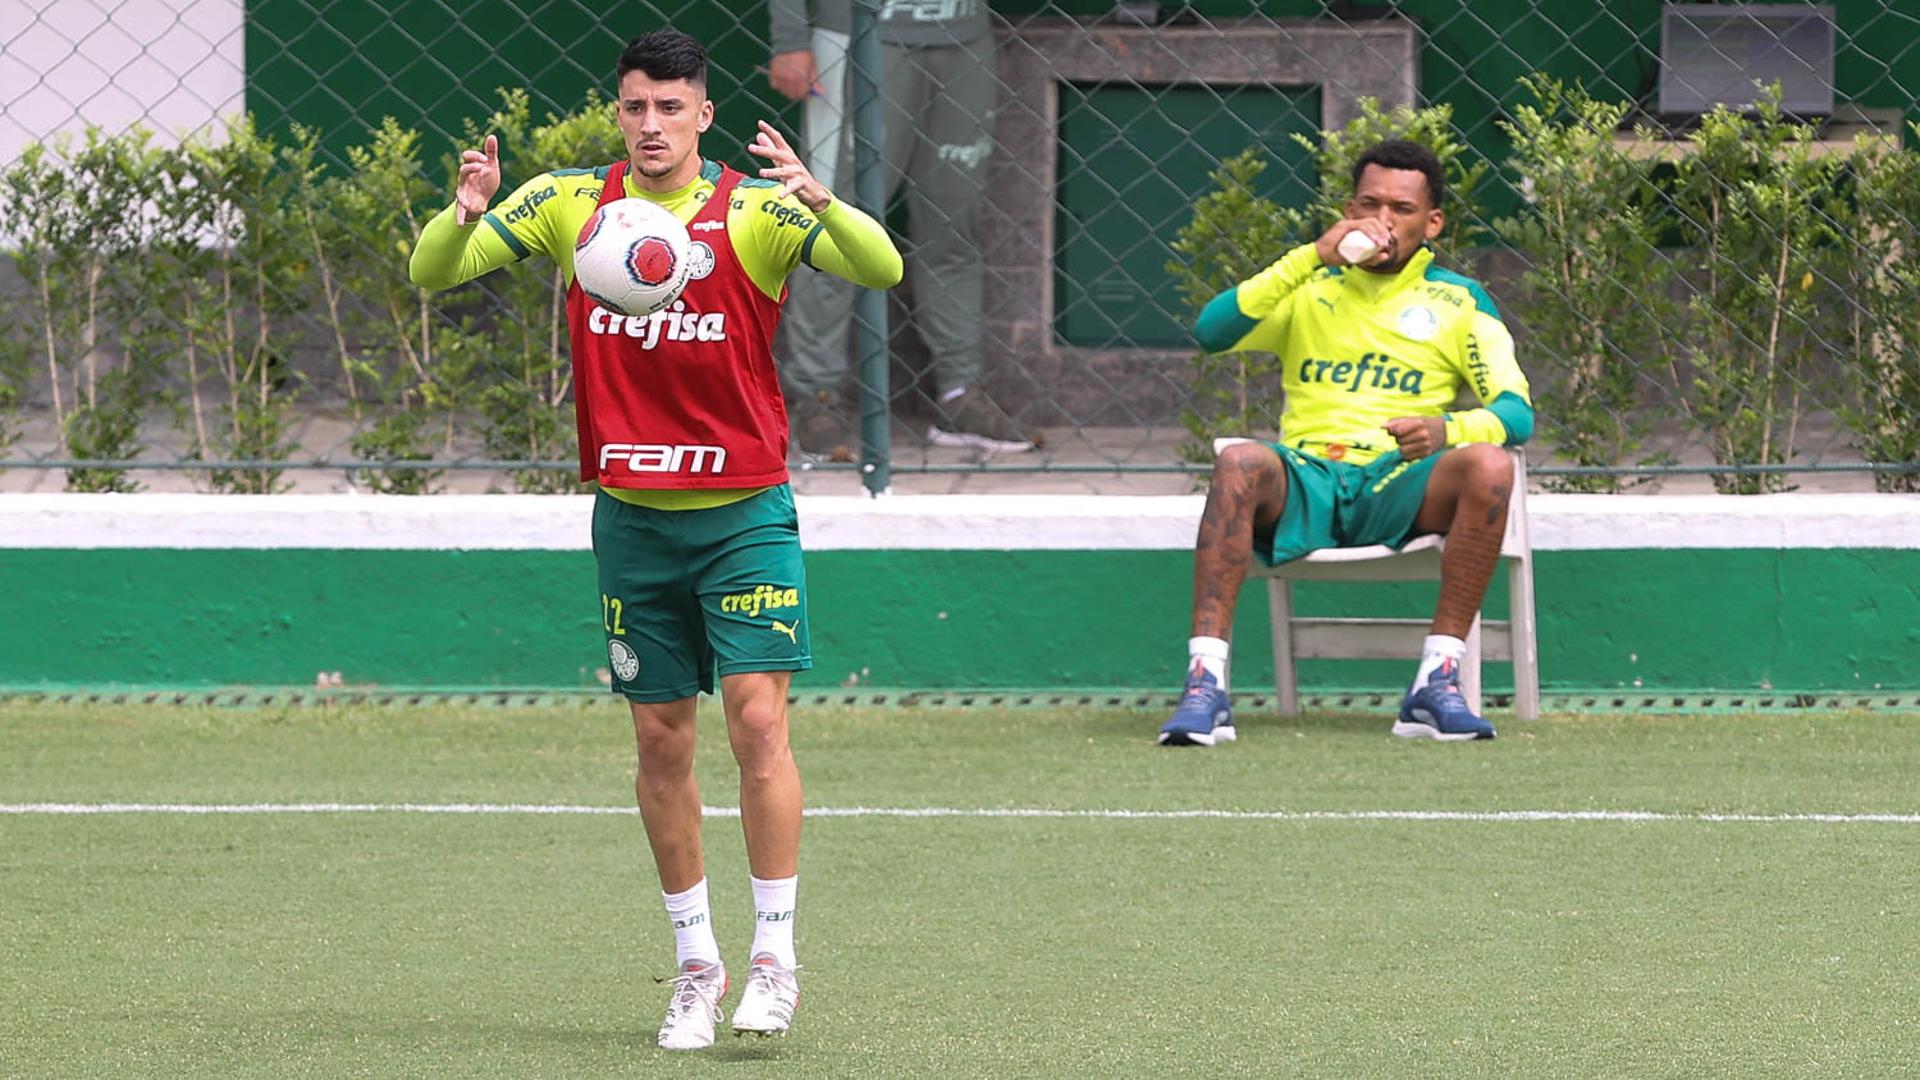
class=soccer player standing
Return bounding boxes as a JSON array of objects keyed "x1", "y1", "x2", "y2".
[
  {"x1": 1158, "y1": 140, "x2": 1534, "y2": 747},
  {"x1": 410, "y1": 29, "x2": 902, "y2": 1048}
]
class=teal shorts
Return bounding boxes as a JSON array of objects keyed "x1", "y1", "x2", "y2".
[
  {"x1": 592, "y1": 485, "x2": 814, "y2": 702},
  {"x1": 1257, "y1": 444, "x2": 1447, "y2": 566}
]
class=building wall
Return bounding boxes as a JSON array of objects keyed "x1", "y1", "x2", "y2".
[{"x1": 0, "y1": 2, "x2": 242, "y2": 181}]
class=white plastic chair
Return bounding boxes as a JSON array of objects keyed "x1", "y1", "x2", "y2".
[{"x1": 1212, "y1": 438, "x2": 1539, "y2": 721}]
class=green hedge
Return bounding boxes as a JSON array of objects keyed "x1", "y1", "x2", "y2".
[
  {"x1": 1, "y1": 91, "x2": 614, "y2": 493},
  {"x1": 1171, "y1": 83, "x2": 1920, "y2": 493},
  {"x1": 5, "y1": 78, "x2": 1919, "y2": 493}
]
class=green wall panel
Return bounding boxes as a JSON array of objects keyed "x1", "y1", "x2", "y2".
[
  {"x1": 6, "y1": 549, "x2": 1918, "y2": 693},
  {"x1": 5, "y1": 550, "x2": 603, "y2": 690}
]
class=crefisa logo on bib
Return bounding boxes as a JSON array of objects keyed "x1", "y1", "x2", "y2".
[
  {"x1": 686, "y1": 241, "x2": 715, "y2": 281},
  {"x1": 1398, "y1": 305, "x2": 1440, "y2": 342},
  {"x1": 609, "y1": 639, "x2": 640, "y2": 682}
]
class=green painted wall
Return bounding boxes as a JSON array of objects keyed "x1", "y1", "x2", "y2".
[
  {"x1": 246, "y1": 1, "x2": 796, "y2": 175},
  {"x1": 6, "y1": 549, "x2": 1917, "y2": 692}
]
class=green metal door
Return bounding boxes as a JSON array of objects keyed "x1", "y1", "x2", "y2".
[{"x1": 1055, "y1": 83, "x2": 1320, "y2": 348}]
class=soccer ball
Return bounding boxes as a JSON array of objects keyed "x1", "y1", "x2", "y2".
[{"x1": 573, "y1": 197, "x2": 693, "y2": 317}]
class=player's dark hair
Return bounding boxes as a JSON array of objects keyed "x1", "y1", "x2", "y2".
[
  {"x1": 617, "y1": 29, "x2": 708, "y2": 92},
  {"x1": 1351, "y1": 139, "x2": 1446, "y2": 209}
]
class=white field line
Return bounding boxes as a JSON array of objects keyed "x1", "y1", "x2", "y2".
[{"x1": 2, "y1": 803, "x2": 1918, "y2": 824}]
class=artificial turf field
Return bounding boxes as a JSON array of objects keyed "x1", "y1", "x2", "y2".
[{"x1": 2, "y1": 700, "x2": 1916, "y2": 1077}]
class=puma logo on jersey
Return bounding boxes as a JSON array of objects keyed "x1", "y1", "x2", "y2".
[
  {"x1": 771, "y1": 618, "x2": 800, "y2": 643},
  {"x1": 587, "y1": 302, "x2": 727, "y2": 349}
]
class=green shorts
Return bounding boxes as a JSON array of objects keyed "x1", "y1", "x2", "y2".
[
  {"x1": 592, "y1": 485, "x2": 813, "y2": 702},
  {"x1": 1257, "y1": 444, "x2": 1447, "y2": 566}
]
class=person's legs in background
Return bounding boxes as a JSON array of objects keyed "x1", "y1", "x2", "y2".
[
  {"x1": 900, "y1": 36, "x2": 1035, "y2": 453},
  {"x1": 778, "y1": 27, "x2": 858, "y2": 460},
  {"x1": 786, "y1": 35, "x2": 1032, "y2": 457},
  {"x1": 801, "y1": 27, "x2": 847, "y2": 192}
]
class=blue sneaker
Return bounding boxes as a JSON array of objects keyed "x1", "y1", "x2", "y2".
[
  {"x1": 1158, "y1": 661, "x2": 1237, "y2": 746},
  {"x1": 1393, "y1": 659, "x2": 1497, "y2": 740}
]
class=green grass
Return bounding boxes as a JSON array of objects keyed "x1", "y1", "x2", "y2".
[{"x1": 3, "y1": 703, "x2": 1917, "y2": 1077}]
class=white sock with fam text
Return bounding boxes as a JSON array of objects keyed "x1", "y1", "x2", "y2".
[
  {"x1": 750, "y1": 875, "x2": 798, "y2": 968},
  {"x1": 664, "y1": 878, "x2": 722, "y2": 969},
  {"x1": 1188, "y1": 636, "x2": 1230, "y2": 690},
  {"x1": 1413, "y1": 634, "x2": 1468, "y2": 690}
]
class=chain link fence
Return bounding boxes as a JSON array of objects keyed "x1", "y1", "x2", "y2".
[{"x1": 2, "y1": 1, "x2": 1917, "y2": 494}]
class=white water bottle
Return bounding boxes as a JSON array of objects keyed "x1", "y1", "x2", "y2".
[{"x1": 1337, "y1": 229, "x2": 1382, "y2": 265}]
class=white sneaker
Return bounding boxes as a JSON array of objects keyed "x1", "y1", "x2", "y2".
[
  {"x1": 657, "y1": 961, "x2": 728, "y2": 1050},
  {"x1": 926, "y1": 388, "x2": 1037, "y2": 454},
  {"x1": 730, "y1": 954, "x2": 800, "y2": 1036}
]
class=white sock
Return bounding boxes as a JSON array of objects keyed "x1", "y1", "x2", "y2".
[
  {"x1": 749, "y1": 875, "x2": 798, "y2": 968},
  {"x1": 663, "y1": 878, "x2": 722, "y2": 969},
  {"x1": 1188, "y1": 636, "x2": 1230, "y2": 690},
  {"x1": 1414, "y1": 634, "x2": 1467, "y2": 689}
]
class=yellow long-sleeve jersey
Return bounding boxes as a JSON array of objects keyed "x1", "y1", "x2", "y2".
[
  {"x1": 411, "y1": 157, "x2": 901, "y2": 302},
  {"x1": 1194, "y1": 243, "x2": 1534, "y2": 465}
]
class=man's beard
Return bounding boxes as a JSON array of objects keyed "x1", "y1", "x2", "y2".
[{"x1": 635, "y1": 157, "x2": 675, "y2": 178}]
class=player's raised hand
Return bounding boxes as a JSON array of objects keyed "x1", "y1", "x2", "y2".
[
  {"x1": 1316, "y1": 217, "x2": 1395, "y2": 268},
  {"x1": 455, "y1": 133, "x2": 501, "y2": 225},
  {"x1": 749, "y1": 120, "x2": 830, "y2": 214},
  {"x1": 1384, "y1": 416, "x2": 1446, "y2": 460}
]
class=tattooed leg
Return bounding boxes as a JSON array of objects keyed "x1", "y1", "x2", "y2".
[
  {"x1": 1191, "y1": 444, "x2": 1288, "y2": 639},
  {"x1": 1416, "y1": 446, "x2": 1513, "y2": 638}
]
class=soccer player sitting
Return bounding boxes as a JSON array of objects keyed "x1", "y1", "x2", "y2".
[
  {"x1": 1158, "y1": 139, "x2": 1534, "y2": 747},
  {"x1": 410, "y1": 29, "x2": 903, "y2": 1047}
]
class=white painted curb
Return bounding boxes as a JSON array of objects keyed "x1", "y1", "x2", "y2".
[{"x1": 1, "y1": 492, "x2": 1917, "y2": 551}]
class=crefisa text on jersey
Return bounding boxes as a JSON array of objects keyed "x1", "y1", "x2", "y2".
[
  {"x1": 587, "y1": 301, "x2": 728, "y2": 349},
  {"x1": 598, "y1": 443, "x2": 729, "y2": 474}
]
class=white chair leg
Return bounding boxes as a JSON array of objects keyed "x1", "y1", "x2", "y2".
[
  {"x1": 1509, "y1": 557, "x2": 1540, "y2": 721},
  {"x1": 1268, "y1": 577, "x2": 1300, "y2": 717},
  {"x1": 1461, "y1": 613, "x2": 1484, "y2": 717}
]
